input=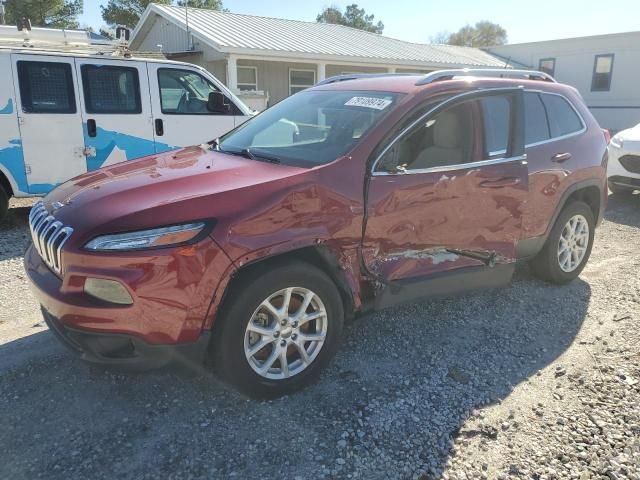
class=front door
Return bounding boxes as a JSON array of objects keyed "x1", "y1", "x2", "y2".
[
  {"x1": 363, "y1": 88, "x2": 528, "y2": 302},
  {"x1": 146, "y1": 64, "x2": 239, "y2": 153},
  {"x1": 74, "y1": 58, "x2": 156, "y2": 171},
  {"x1": 11, "y1": 54, "x2": 86, "y2": 193}
]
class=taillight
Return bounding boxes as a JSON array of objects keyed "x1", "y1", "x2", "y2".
[{"x1": 602, "y1": 129, "x2": 611, "y2": 144}]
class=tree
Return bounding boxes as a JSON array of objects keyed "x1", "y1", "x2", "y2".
[
  {"x1": 447, "y1": 21, "x2": 507, "y2": 48},
  {"x1": 316, "y1": 3, "x2": 384, "y2": 34},
  {"x1": 102, "y1": 0, "x2": 226, "y2": 29},
  {"x1": 429, "y1": 31, "x2": 451, "y2": 45},
  {"x1": 4, "y1": 0, "x2": 82, "y2": 28}
]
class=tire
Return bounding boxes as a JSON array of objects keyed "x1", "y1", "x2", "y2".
[
  {"x1": 0, "y1": 184, "x2": 8, "y2": 223},
  {"x1": 529, "y1": 200, "x2": 595, "y2": 284},
  {"x1": 608, "y1": 180, "x2": 634, "y2": 195},
  {"x1": 211, "y1": 260, "x2": 344, "y2": 398}
]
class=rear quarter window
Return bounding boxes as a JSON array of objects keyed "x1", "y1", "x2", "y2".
[
  {"x1": 524, "y1": 92, "x2": 550, "y2": 145},
  {"x1": 540, "y1": 93, "x2": 583, "y2": 138}
]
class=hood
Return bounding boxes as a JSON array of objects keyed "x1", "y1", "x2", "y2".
[
  {"x1": 617, "y1": 123, "x2": 640, "y2": 142},
  {"x1": 45, "y1": 146, "x2": 308, "y2": 244}
]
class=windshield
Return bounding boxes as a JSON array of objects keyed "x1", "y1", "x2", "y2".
[{"x1": 218, "y1": 90, "x2": 402, "y2": 167}]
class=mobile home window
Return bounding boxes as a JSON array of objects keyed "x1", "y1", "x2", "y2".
[
  {"x1": 538, "y1": 58, "x2": 555, "y2": 77},
  {"x1": 81, "y1": 65, "x2": 141, "y2": 114},
  {"x1": 237, "y1": 66, "x2": 258, "y2": 91},
  {"x1": 289, "y1": 69, "x2": 316, "y2": 95},
  {"x1": 591, "y1": 54, "x2": 614, "y2": 92},
  {"x1": 17, "y1": 61, "x2": 76, "y2": 114}
]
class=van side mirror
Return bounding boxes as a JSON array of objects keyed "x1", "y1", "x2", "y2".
[{"x1": 207, "y1": 92, "x2": 229, "y2": 113}]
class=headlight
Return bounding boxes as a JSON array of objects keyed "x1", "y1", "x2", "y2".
[
  {"x1": 85, "y1": 222, "x2": 207, "y2": 251},
  {"x1": 610, "y1": 136, "x2": 624, "y2": 149}
]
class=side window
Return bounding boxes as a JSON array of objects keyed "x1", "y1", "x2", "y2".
[
  {"x1": 480, "y1": 95, "x2": 510, "y2": 156},
  {"x1": 17, "y1": 61, "x2": 76, "y2": 114},
  {"x1": 540, "y1": 94, "x2": 583, "y2": 138},
  {"x1": 158, "y1": 68, "x2": 235, "y2": 115},
  {"x1": 81, "y1": 65, "x2": 141, "y2": 114},
  {"x1": 524, "y1": 92, "x2": 550, "y2": 145},
  {"x1": 379, "y1": 100, "x2": 479, "y2": 172},
  {"x1": 591, "y1": 54, "x2": 614, "y2": 92}
]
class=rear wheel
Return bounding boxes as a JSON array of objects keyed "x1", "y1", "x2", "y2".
[
  {"x1": 608, "y1": 180, "x2": 634, "y2": 195},
  {"x1": 529, "y1": 201, "x2": 595, "y2": 284},
  {"x1": 211, "y1": 261, "x2": 344, "y2": 398},
  {"x1": 0, "y1": 185, "x2": 9, "y2": 223}
]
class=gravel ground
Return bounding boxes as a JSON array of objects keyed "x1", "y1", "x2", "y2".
[{"x1": 0, "y1": 194, "x2": 638, "y2": 479}]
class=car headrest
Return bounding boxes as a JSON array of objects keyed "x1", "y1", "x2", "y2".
[{"x1": 433, "y1": 111, "x2": 461, "y2": 149}]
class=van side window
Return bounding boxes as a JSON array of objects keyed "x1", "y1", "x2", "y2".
[
  {"x1": 524, "y1": 92, "x2": 550, "y2": 145},
  {"x1": 540, "y1": 94, "x2": 583, "y2": 138},
  {"x1": 81, "y1": 65, "x2": 141, "y2": 114},
  {"x1": 158, "y1": 68, "x2": 236, "y2": 115},
  {"x1": 17, "y1": 61, "x2": 76, "y2": 114}
]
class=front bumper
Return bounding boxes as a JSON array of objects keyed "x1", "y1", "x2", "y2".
[{"x1": 41, "y1": 307, "x2": 210, "y2": 369}]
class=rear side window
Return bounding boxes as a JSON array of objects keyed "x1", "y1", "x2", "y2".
[
  {"x1": 540, "y1": 94, "x2": 583, "y2": 138},
  {"x1": 524, "y1": 93, "x2": 550, "y2": 145},
  {"x1": 17, "y1": 61, "x2": 76, "y2": 114},
  {"x1": 81, "y1": 65, "x2": 141, "y2": 114},
  {"x1": 480, "y1": 96, "x2": 510, "y2": 155}
]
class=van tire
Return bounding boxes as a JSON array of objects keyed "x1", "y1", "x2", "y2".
[
  {"x1": 0, "y1": 185, "x2": 9, "y2": 223},
  {"x1": 529, "y1": 201, "x2": 595, "y2": 284},
  {"x1": 211, "y1": 261, "x2": 344, "y2": 398}
]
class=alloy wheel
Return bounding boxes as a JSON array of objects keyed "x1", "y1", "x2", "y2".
[{"x1": 557, "y1": 214, "x2": 590, "y2": 273}]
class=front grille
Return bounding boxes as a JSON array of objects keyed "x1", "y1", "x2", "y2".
[
  {"x1": 619, "y1": 155, "x2": 640, "y2": 174},
  {"x1": 28, "y1": 201, "x2": 73, "y2": 275}
]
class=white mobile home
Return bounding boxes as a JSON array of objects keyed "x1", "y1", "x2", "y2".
[
  {"x1": 130, "y1": 4, "x2": 507, "y2": 109},
  {"x1": 489, "y1": 31, "x2": 640, "y2": 132}
]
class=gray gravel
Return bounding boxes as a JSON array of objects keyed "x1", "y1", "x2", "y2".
[{"x1": 0, "y1": 193, "x2": 639, "y2": 479}]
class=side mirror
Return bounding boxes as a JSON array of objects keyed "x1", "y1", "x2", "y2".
[{"x1": 207, "y1": 92, "x2": 229, "y2": 113}]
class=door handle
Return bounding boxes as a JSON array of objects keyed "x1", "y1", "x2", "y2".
[
  {"x1": 551, "y1": 152, "x2": 572, "y2": 163},
  {"x1": 155, "y1": 118, "x2": 164, "y2": 136},
  {"x1": 87, "y1": 119, "x2": 97, "y2": 138},
  {"x1": 479, "y1": 177, "x2": 521, "y2": 188}
]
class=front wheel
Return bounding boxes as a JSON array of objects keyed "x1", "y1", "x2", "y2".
[
  {"x1": 529, "y1": 201, "x2": 595, "y2": 284},
  {"x1": 0, "y1": 185, "x2": 8, "y2": 223},
  {"x1": 211, "y1": 261, "x2": 344, "y2": 398}
]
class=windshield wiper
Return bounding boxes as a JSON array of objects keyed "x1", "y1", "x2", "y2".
[{"x1": 219, "y1": 147, "x2": 281, "y2": 164}]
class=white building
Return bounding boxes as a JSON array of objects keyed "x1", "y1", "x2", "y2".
[
  {"x1": 489, "y1": 31, "x2": 640, "y2": 132},
  {"x1": 130, "y1": 3, "x2": 506, "y2": 109}
]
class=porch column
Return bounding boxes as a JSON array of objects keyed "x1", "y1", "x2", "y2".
[
  {"x1": 388, "y1": 67, "x2": 397, "y2": 73},
  {"x1": 317, "y1": 62, "x2": 326, "y2": 82},
  {"x1": 227, "y1": 55, "x2": 238, "y2": 92}
]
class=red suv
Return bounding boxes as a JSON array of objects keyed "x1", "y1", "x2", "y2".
[{"x1": 25, "y1": 69, "x2": 607, "y2": 397}]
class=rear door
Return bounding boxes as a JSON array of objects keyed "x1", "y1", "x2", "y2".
[
  {"x1": 11, "y1": 54, "x2": 86, "y2": 193},
  {"x1": 146, "y1": 64, "x2": 239, "y2": 152},
  {"x1": 363, "y1": 88, "x2": 528, "y2": 291},
  {"x1": 75, "y1": 58, "x2": 155, "y2": 171}
]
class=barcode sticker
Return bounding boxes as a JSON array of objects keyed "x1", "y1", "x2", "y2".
[{"x1": 344, "y1": 96, "x2": 392, "y2": 110}]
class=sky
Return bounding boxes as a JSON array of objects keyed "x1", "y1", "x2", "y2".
[{"x1": 79, "y1": 0, "x2": 640, "y2": 45}]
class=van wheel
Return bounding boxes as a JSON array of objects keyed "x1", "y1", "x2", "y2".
[
  {"x1": 0, "y1": 185, "x2": 9, "y2": 223},
  {"x1": 211, "y1": 261, "x2": 344, "y2": 398},
  {"x1": 529, "y1": 201, "x2": 595, "y2": 284}
]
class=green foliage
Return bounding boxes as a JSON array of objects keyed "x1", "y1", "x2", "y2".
[
  {"x1": 446, "y1": 21, "x2": 507, "y2": 47},
  {"x1": 316, "y1": 3, "x2": 384, "y2": 34},
  {"x1": 176, "y1": 0, "x2": 225, "y2": 9},
  {"x1": 4, "y1": 0, "x2": 83, "y2": 28},
  {"x1": 101, "y1": 0, "x2": 226, "y2": 29}
]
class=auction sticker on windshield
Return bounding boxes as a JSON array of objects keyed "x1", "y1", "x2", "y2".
[{"x1": 345, "y1": 96, "x2": 393, "y2": 110}]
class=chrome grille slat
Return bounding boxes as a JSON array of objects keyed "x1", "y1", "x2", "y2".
[{"x1": 28, "y1": 201, "x2": 73, "y2": 275}]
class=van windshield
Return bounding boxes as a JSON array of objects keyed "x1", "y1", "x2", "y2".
[{"x1": 218, "y1": 90, "x2": 401, "y2": 167}]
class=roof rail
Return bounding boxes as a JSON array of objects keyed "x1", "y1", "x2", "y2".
[
  {"x1": 415, "y1": 68, "x2": 556, "y2": 85},
  {"x1": 316, "y1": 73, "x2": 414, "y2": 86}
]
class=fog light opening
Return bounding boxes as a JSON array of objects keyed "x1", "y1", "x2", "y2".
[{"x1": 84, "y1": 278, "x2": 133, "y2": 305}]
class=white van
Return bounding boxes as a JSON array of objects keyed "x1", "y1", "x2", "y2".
[{"x1": 0, "y1": 27, "x2": 252, "y2": 220}]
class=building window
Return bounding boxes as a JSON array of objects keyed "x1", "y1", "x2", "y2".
[
  {"x1": 538, "y1": 58, "x2": 555, "y2": 77},
  {"x1": 237, "y1": 66, "x2": 258, "y2": 91},
  {"x1": 289, "y1": 69, "x2": 316, "y2": 95},
  {"x1": 591, "y1": 54, "x2": 614, "y2": 92}
]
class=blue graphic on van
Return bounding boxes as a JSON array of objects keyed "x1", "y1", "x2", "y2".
[
  {"x1": 0, "y1": 99, "x2": 13, "y2": 115},
  {"x1": 0, "y1": 138, "x2": 27, "y2": 192},
  {"x1": 83, "y1": 124, "x2": 178, "y2": 171}
]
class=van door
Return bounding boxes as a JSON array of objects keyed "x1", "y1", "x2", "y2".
[
  {"x1": 11, "y1": 54, "x2": 86, "y2": 193},
  {"x1": 74, "y1": 58, "x2": 155, "y2": 171},
  {"x1": 146, "y1": 64, "x2": 239, "y2": 152}
]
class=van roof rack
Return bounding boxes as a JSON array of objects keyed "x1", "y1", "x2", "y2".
[
  {"x1": 414, "y1": 68, "x2": 556, "y2": 85},
  {"x1": 315, "y1": 69, "x2": 556, "y2": 87}
]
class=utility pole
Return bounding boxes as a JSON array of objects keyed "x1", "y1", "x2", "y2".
[
  {"x1": 184, "y1": 0, "x2": 191, "y2": 51},
  {"x1": 0, "y1": 1, "x2": 6, "y2": 25}
]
